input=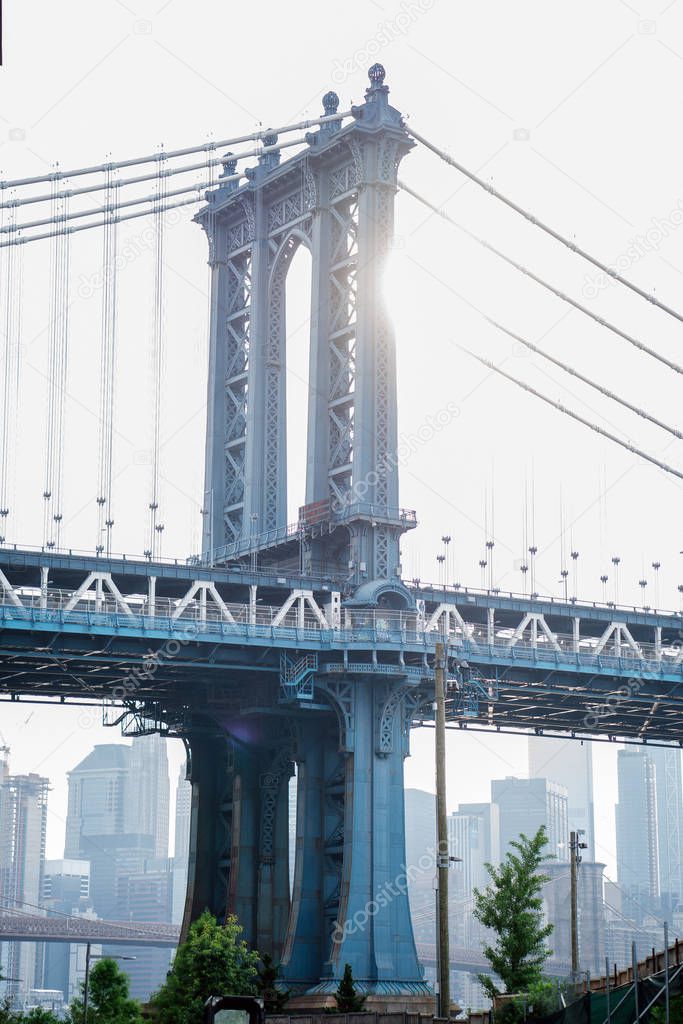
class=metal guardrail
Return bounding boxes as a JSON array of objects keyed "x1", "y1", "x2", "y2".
[{"x1": 1, "y1": 588, "x2": 682, "y2": 677}]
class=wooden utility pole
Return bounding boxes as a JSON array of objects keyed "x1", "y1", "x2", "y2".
[
  {"x1": 435, "y1": 641, "x2": 450, "y2": 1018},
  {"x1": 570, "y1": 830, "x2": 586, "y2": 983}
]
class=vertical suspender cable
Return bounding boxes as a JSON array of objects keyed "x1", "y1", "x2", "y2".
[
  {"x1": 0, "y1": 194, "x2": 23, "y2": 545},
  {"x1": 148, "y1": 153, "x2": 166, "y2": 560},
  {"x1": 43, "y1": 175, "x2": 71, "y2": 549},
  {"x1": 96, "y1": 167, "x2": 119, "y2": 556}
]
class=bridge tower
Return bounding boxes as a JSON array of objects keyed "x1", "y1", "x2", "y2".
[
  {"x1": 183, "y1": 66, "x2": 431, "y2": 1009},
  {"x1": 199, "y1": 62, "x2": 416, "y2": 583}
]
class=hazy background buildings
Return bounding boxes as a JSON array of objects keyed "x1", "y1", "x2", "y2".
[{"x1": 1, "y1": 732, "x2": 682, "y2": 1013}]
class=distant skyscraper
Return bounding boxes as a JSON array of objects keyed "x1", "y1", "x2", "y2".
[
  {"x1": 0, "y1": 756, "x2": 49, "y2": 1006},
  {"x1": 404, "y1": 789, "x2": 436, "y2": 944},
  {"x1": 448, "y1": 802, "x2": 499, "y2": 947},
  {"x1": 616, "y1": 747, "x2": 659, "y2": 921},
  {"x1": 127, "y1": 735, "x2": 170, "y2": 859},
  {"x1": 41, "y1": 860, "x2": 93, "y2": 1003},
  {"x1": 172, "y1": 762, "x2": 192, "y2": 925},
  {"x1": 491, "y1": 777, "x2": 569, "y2": 862},
  {"x1": 528, "y1": 737, "x2": 595, "y2": 859},
  {"x1": 649, "y1": 745, "x2": 683, "y2": 915},
  {"x1": 65, "y1": 741, "x2": 171, "y2": 1001},
  {"x1": 543, "y1": 861, "x2": 606, "y2": 974}
]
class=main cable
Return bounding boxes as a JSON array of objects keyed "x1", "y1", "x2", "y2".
[
  {"x1": 399, "y1": 180, "x2": 683, "y2": 377},
  {"x1": 0, "y1": 134, "x2": 306, "y2": 215},
  {"x1": 0, "y1": 110, "x2": 352, "y2": 191},
  {"x1": 459, "y1": 346, "x2": 683, "y2": 481},
  {"x1": 490, "y1": 320, "x2": 682, "y2": 440},
  {"x1": 407, "y1": 124, "x2": 683, "y2": 324}
]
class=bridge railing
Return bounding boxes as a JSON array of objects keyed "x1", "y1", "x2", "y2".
[{"x1": 1, "y1": 585, "x2": 682, "y2": 673}]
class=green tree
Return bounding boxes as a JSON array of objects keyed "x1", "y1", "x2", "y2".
[
  {"x1": 473, "y1": 826, "x2": 553, "y2": 999},
  {"x1": 333, "y1": 964, "x2": 366, "y2": 1013},
  {"x1": 151, "y1": 911, "x2": 259, "y2": 1024},
  {"x1": 256, "y1": 953, "x2": 290, "y2": 1013},
  {"x1": 69, "y1": 958, "x2": 143, "y2": 1024},
  {"x1": 23, "y1": 1011, "x2": 63, "y2": 1024}
]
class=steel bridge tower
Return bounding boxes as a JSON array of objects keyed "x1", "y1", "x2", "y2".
[
  {"x1": 185, "y1": 65, "x2": 430, "y2": 1006},
  {"x1": 200, "y1": 62, "x2": 416, "y2": 583}
]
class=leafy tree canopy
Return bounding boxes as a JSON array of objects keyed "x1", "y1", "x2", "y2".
[
  {"x1": 151, "y1": 911, "x2": 259, "y2": 1024},
  {"x1": 473, "y1": 826, "x2": 553, "y2": 999},
  {"x1": 69, "y1": 957, "x2": 142, "y2": 1024}
]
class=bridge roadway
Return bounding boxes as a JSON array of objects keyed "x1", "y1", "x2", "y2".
[
  {"x1": 0, "y1": 547, "x2": 682, "y2": 740},
  {"x1": 0, "y1": 914, "x2": 571, "y2": 977}
]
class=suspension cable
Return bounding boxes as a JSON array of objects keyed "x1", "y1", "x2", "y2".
[
  {"x1": 407, "y1": 124, "x2": 683, "y2": 324},
  {"x1": 0, "y1": 193, "x2": 201, "y2": 250},
  {"x1": 96, "y1": 168, "x2": 119, "y2": 557},
  {"x1": 0, "y1": 201, "x2": 22, "y2": 545},
  {"x1": 0, "y1": 110, "x2": 352, "y2": 190},
  {"x1": 148, "y1": 157, "x2": 166, "y2": 561},
  {"x1": 399, "y1": 180, "x2": 683, "y2": 377},
  {"x1": 459, "y1": 346, "x2": 683, "y2": 482},
  {"x1": 0, "y1": 134, "x2": 307, "y2": 214},
  {"x1": 489, "y1": 320, "x2": 682, "y2": 440}
]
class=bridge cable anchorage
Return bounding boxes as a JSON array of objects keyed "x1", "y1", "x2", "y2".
[
  {"x1": 0, "y1": 111, "x2": 352, "y2": 193},
  {"x1": 43, "y1": 172, "x2": 71, "y2": 550},
  {"x1": 96, "y1": 165, "x2": 119, "y2": 557},
  {"x1": 0, "y1": 194, "x2": 23, "y2": 545},
  {"x1": 0, "y1": 133, "x2": 310, "y2": 218},
  {"x1": 147, "y1": 153, "x2": 166, "y2": 560},
  {"x1": 459, "y1": 346, "x2": 683, "y2": 482},
  {"x1": 399, "y1": 180, "x2": 683, "y2": 377},
  {"x1": 406, "y1": 125, "x2": 683, "y2": 325}
]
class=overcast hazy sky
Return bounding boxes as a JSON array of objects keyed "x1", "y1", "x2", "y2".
[{"x1": 1, "y1": 0, "x2": 683, "y2": 876}]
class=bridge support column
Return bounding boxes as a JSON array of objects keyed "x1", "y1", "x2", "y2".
[{"x1": 283, "y1": 681, "x2": 431, "y2": 1009}]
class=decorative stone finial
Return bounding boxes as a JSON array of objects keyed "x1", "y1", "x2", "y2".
[
  {"x1": 368, "y1": 63, "x2": 386, "y2": 86},
  {"x1": 322, "y1": 90, "x2": 339, "y2": 115},
  {"x1": 220, "y1": 151, "x2": 237, "y2": 178},
  {"x1": 262, "y1": 131, "x2": 279, "y2": 149}
]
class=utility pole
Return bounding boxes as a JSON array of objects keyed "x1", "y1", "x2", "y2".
[
  {"x1": 435, "y1": 640, "x2": 450, "y2": 1018},
  {"x1": 569, "y1": 830, "x2": 587, "y2": 984}
]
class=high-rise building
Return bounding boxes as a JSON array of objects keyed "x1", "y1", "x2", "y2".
[
  {"x1": 649, "y1": 746, "x2": 683, "y2": 916},
  {"x1": 127, "y1": 735, "x2": 170, "y2": 860},
  {"x1": 543, "y1": 861, "x2": 606, "y2": 973},
  {"x1": 448, "y1": 802, "x2": 498, "y2": 968},
  {"x1": 615, "y1": 747, "x2": 659, "y2": 921},
  {"x1": 172, "y1": 762, "x2": 192, "y2": 925},
  {"x1": 491, "y1": 777, "x2": 569, "y2": 862},
  {"x1": 404, "y1": 789, "x2": 436, "y2": 944},
  {"x1": 0, "y1": 756, "x2": 49, "y2": 1007},
  {"x1": 528, "y1": 737, "x2": 595, "y2": 860},
  {"x1": 41, "y1": 860, "x2": 94, "y2": 1003},
  {"x1": 64, "y1": 741, "x2": 172, "y2": 1001}
]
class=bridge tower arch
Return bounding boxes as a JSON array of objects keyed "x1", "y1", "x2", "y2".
[{"x1": 199, "y1": 64, "x2": 415, "y2": 582}]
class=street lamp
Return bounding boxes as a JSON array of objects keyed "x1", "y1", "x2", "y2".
[
  {"x1": 486, "y1": 539, "x2": 495, "y2": 590},
  {"x1": 83, "y1": 944, "x2": 136, "y2": 1020},
  {"x1": 600, "y1": 575, "x2": 608, "y2": 603},
  {"x1": 571, "y1": 551, "x2": 579, "y2": 602},
  {"x1": 652, "y1": 561, "x2": 661, "y2": 609},
  {"x1": 612, "y1": 556, "x2": 621, "y2": 605},
  {"x1": 639, "y1": 579, "x2": 648, "y2": 609},
  {"x1": 441, "y1": 535, "x2": 451, "y2": 588}
]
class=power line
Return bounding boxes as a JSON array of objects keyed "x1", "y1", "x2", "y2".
[
  {"x1": 399, "y1": 179, "x2": 683, "y2": 377},
  {"x1": 0, "y1": 109, "x2": 351, "y2": 191},
  {"x1": 407, "y1": 125, "x2": 683, "y2": 324},
  {"x1": 459, "y1": 346, "x2": 683, "y2": 482}
]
